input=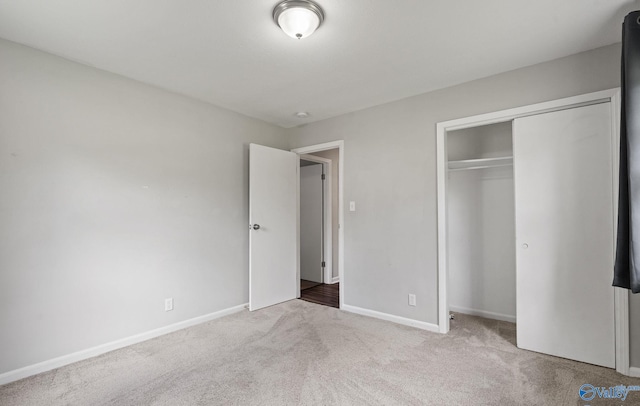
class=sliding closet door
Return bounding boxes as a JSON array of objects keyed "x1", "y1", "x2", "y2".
[{"x1": 513, "y1": 103, "x2": 615, "y2": 368}]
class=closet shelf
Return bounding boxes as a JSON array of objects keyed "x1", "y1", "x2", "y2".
[{"x1": 448, "y1": 156, "x2": 513, "y2": 171}]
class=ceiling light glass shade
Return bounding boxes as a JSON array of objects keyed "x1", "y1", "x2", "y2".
[
  {"x1": 278, "y1": 8, "x2": 319, "y2": 39},
  {"x1": 273, "y1": 0, "x2": 324, "y2": 39}
]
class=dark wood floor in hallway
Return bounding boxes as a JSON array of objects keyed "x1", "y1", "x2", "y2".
[{"x1": 300, "y1": 283, "x2": 339, "y2": 308}]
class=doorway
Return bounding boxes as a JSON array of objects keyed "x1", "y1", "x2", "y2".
[
  {"x1": 247, "y1": 141, "x2": 344, "y2": 312},
  {"x1": 299, "y1": 156, "x2": 328, "y2": 289},
  {"x1": 293, "y1": 141, "x2": 344, "y2": 309}
]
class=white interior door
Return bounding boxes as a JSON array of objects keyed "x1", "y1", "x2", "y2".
[
  {"x1": 300, "y1": 163, "x2": 324, "y2": 283},
  {"x1": 249, "y1": 144, "x2": 298, "y2": 311},
  {"x1": 513, "y1": 103, "x2": 615, "y2": 368}
]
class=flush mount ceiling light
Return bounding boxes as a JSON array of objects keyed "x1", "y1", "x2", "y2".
[{"x1": 273, "y1": 0, "x2": 325, "y2": 39}]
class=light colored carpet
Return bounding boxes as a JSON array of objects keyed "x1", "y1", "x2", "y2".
[{"x1": 1, "y1": 300, "x2": 639, "y2": 405}]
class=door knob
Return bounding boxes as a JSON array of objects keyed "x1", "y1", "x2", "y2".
[
  {"x1": 522, "y1": 243, "x2": 529, "y2": 249},
  {"x1": 251, "y1": 224, "x2": 261, "y2": 230}
]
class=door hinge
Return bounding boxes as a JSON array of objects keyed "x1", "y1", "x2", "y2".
[
  {"x1": 321, "y1": 174, "x2": 326, "y2": 180},
  {"x1": 322, "y1": 261, "x2": 326, "y2": 268}
]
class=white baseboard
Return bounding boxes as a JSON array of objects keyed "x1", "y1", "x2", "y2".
[
  {"x1": 449, "y1": 305, "x2": 516, "y2": 323},
  {"x1": 331, "y1": 276, "x2": 340, "y2": 284},
  {"x1": 342, "y1": 304, "x2": 439, "y2": 333},
  {"x1": 630, "y1": 367, "x2": 640, "y2": 378},
  {"x1": 0, "y1": 303, "x2": 248, "y2": 386}
]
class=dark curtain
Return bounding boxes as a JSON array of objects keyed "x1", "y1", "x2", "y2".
[{"x1": 614, "y1": 11, "x2": 640, "y2": 293}]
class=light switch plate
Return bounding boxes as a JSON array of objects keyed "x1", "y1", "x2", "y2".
[{"x1": 349, "y1": 201, "x2": 356, "y2": 211}]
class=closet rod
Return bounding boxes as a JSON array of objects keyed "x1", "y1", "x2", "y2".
[
  {"x1": 448, "y1": 163, "x2": 513, "y2": 172},
  {"x1": 448, "y1": 156, "x2": 513, "y2": 171}
]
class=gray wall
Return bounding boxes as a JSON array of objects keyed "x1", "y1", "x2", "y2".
[
  {"x1": 308, "y1": 149, "x2": 340, "y2": 279},
  {"x1": 288, "y1": 43, "x2": 640, "y2": 367},
  {"x1": 0, "y1": 39, "x2": 287, "y2": 374}
]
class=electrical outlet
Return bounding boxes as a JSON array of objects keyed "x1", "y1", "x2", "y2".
[
  {"x1": 165, "y1": 298, "x2": 173, "y2": 311},
  {"x1": 408, "y1": 294, "x2": 416, "y2": 307}
]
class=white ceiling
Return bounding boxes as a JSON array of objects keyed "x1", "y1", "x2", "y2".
[{"x1": 0, "y1": 0, "x2": 636, "y2": 128}]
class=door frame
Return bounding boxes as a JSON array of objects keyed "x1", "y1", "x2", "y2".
[
  {"x1": 299, "y1": 154, "x2": 333, "y2": 285},
  {"x1": 436, "y1": 88, "x2": 630, "y2": 375},
  {"x1": 292, "y1": 141, "x2": 344, "y2": 308}
]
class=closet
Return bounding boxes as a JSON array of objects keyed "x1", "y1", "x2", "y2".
[
  {"x1": 447, "y1": 121, "x2": 516, "y2": 323},
  {"x1": 442, "y1": 99, "x2": 616, "y2": 369}
]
